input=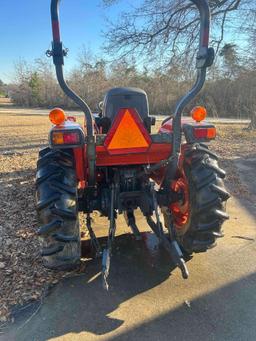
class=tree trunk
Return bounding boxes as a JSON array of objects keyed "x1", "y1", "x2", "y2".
[{"x1": 248, "y1": 112, "x2": 256, "y2": 130}]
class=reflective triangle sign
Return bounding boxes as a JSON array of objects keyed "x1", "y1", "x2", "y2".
[{"x1": 104, "y1": 108, "x2": 151, "y2": 154}]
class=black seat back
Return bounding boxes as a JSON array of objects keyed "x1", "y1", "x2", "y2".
[{"x1": 103, "y1": 87, "x2": 149, "y2": 121}]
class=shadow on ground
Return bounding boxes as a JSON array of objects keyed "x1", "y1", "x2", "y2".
[
  {"x1": 109, "y1": 272, "x2": 256, "y2": 341},
  {"x1": 5, "y1": 238, "x2": 256, "y2": 341},
  {"x1": 4, "y1": 233, "x2": 180, "y2": 340}
]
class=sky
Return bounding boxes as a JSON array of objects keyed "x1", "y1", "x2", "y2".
[
  {"x1": 0, "y1": 1, "x2": 246, "y2": 84},
  {"x1": 0, "y1": 0, "x2": 129, "y2": 83}
]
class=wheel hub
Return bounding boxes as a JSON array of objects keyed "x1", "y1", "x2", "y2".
[{"x1": 170, "y1": 177, "x2": 190, "y2": 228}]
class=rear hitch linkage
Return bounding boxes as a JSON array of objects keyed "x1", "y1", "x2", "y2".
[
  {"x1": 86, "y1": 213, "x2": 102, "y2": 258},
  {"x1": 87, "y1": 180, "x2": 189, "y2": 290},
  {"x1": 102, "y1": 183, "x2": 117, "y2": 290},
  {"x1": 146, "y1": 184, "x2": 189, "y2": 280}
]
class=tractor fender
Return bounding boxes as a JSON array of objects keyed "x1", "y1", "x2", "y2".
[{"x1": 159, "y1": 118, "x2": 216, "y2": 143}]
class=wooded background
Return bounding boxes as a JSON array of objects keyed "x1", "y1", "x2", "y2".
[{"x1": 1, "y1": 0, "x2": 256, "y2": 127}]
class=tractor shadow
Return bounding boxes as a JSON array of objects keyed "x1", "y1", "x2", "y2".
[
  {"x1": 8, "y1": 232, "x2": 183, "y2": 340},
  {"x1": 107, "y1": 272, "x2": 256, "y2": 341},
  {"x1": 7, "y1": 254, "x2": 256, "y2": 341}
]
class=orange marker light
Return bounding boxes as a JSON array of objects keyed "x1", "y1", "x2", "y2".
[
  {"x1": 49, "y1": 108, "x2": 66, "y2": 125},
  {"x1": 191, "y1": 106, "x2": 207, "y2": 122}
]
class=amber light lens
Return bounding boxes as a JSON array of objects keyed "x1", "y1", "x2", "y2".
[
  {"x1": 52, "y1": 132, "x2": 64, "y2": 144},
  {"x1": 207, "y1": 127, "x2": 216, "y2": 139},
  {"x1": 49, "y1": 108, "x2": 66, "y2": 125},
  {"x1": 191, "y1": 106, "x2": 207, "y2": 122}
]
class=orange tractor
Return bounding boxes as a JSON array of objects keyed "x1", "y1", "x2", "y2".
[{"x1": 36, "y1": 0, "x2": 229, "y2": 289}]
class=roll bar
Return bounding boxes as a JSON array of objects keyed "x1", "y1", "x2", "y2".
[
  {"x1": 49, "y1": 0, "x2": 96, "y2": 186},
  {"x1": 50, "y1": 0, "x2": 94, "y2": 137},
  {"x1": 162, "y1": 0, "x2": 214, "y2": 187},
  {"x1": 171, "y1": 0, "x2": 214, "y2": 155},
  {"x1": 48, "y1": 0, "x2": 213, "y2": 186}
]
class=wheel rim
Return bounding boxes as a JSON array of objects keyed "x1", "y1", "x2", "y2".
[{"x1": 170, "y1": 176, "x2": 190, "y2": 229}]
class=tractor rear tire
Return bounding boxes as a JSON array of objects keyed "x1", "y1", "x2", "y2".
[
  {"x1": 35, "y1": 147, "x2": 80, "y2": 270},
  {"x1": 164, "y1": 143, "x2": 230, "y2": 255}
]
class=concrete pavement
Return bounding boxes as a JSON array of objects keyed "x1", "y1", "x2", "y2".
[{"x1": 2, "y1": 192, "x2": 256, "y2": 341}]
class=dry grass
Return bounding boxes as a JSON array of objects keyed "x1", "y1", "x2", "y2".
[
  {"x1": 0, "y1": 98, "x2": 11, "y2": 103},
  {"x1": 212, "y1": 124, "x2": 256, "y2": 199},
  {"x1": 0, "y1": 111, "x2": 255, "y2": 323},
  {"x1": 214, "y1": 124, "x2": 256, "y2": 157}
]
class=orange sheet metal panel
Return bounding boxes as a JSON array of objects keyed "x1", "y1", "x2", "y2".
[{"x1": 96, "y1": 143, "x2": 172, "y2": 167}]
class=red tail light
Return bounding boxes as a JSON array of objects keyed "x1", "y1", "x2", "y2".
[
  {"x1": 104, "y1": 108, "x2": 151, "y2": 155},
  {"x1": 193, "y1": 127, "x2": 216, "y2": 139}
]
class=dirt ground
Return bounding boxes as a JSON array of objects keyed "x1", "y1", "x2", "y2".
[{"x1": 0, "y1": 105, "x2": 256, "y2": 329}]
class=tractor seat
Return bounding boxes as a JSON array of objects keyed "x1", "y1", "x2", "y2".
[{"x1": 100, "y1": 87, "x2": 155, "y2": 133}]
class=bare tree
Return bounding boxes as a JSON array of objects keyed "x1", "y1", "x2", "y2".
[
  {"x1": 219, "y1": 43, "x2": 241, "y2": 78},
  {"x1": 103, "y1": 0, "x2": 256, "y2": 68},
  {"x1": 0, "y1": 79, "x2": 6, "y2": 97}
]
